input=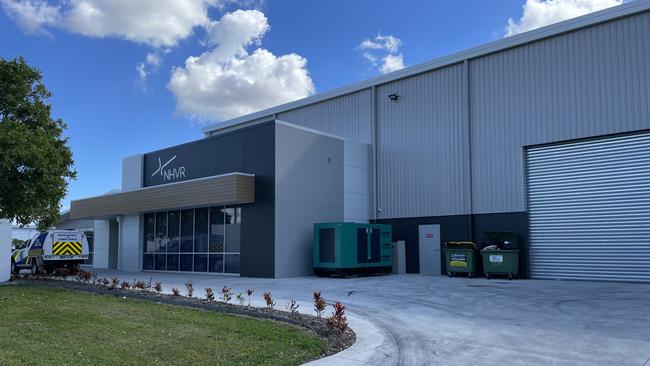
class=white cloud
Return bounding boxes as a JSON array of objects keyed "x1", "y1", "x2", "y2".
[
  {"x1": 0, "y1": 0, "x2": 60, "y2": 34},
  {"x1": 379, "y1": 54, "x2": 404, "y2": 74},
  {"x1": 358, "y1": 33, "x2": 405, "y2": 74},
  {"x1": 359, "y1": 34, "x2": 401, "y2": 54},
  {"x1": 1, "y1": 0, "x2": 222, "y2": 47},
  {"x1": 505, "y1": 0, "x2": 622, "y2": 37},
  {"x1": 136, "y1": 50, "x2": 167, "y2": 85},
  {"x1": 168, "y1": 9, "x2": 314, "y2": 121}
]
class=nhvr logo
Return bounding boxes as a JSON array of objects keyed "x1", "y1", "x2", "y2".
[{"x1": 151, "y1": 155, "x2": 186, "y2": 182}]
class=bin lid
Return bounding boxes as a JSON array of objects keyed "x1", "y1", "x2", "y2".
[{"x1": 484, "y1": 231, "x2": 519, "y2": 249}]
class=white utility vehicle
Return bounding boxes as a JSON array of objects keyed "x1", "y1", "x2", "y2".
[{"x1": 11, "y1": 230, "x2": 89, "y2": 275}]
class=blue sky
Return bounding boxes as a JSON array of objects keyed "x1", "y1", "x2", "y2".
[{"x1": 0, "y1": 0, "x2": 625, "y2": 210}]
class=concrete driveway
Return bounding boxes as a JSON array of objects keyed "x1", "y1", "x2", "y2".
[{"x1": 92, "y1": 270, "x2": 650, "y2": 366}]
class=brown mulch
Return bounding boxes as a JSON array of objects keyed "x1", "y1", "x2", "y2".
[{"x1": 11, "y1": 275, "x2": 355, "y2": 358}]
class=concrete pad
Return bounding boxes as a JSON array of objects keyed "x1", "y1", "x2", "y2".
[{"x1": 91, "y1": 270, "x2": 650, "y2": 366}]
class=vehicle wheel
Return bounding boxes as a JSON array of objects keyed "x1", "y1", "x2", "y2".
[
  {"x1": 11, "y1": 260, "x2": 19, "y2": 275},
  {"x1": 508, "y1": 274, "x2": 513, "y2": 281},
  {"x1": 468, "y1": 272, "x2": 474, "y2": 278},
  {"x1": 30, "y1": 261, "x2": 40, "y2": 276}
]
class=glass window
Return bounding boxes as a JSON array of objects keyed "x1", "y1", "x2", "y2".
[
  {"x1": 194, "y1": 208, "x2": 209, "y2": 253},
  {"x1": 144, "y1": 213, "x2": 155, "y2": 253},
  {"x1": 180, "y1": 254, "x2": 193, "y2": 272},
  {"x1": 209, "y1": 254, "x2": 224, "y2": 273},
  {"x1": 180, "y1": 209, "x2": 193, "y2": 253},
  {"x1": 154, "y1": 254, "x2": 166, "y2": 270},
  {"x1": 166, "y1": 254, "x2": 179, "y2": 271},
  {"x1": 142, "y1": 206, "x2": 241, "y2": 274},
  {"x1": 224, "y1": 207, "x2": 242, "y2": 253},
  {"x1": 167, "y1": 210, "x2": 180, "y2": 253},
  {"x1": 143, "y1": 254, "x2": 154, "y2": 270},
  {"x1": 155, "y1": 212, "x2": 167, "y2": 253},
  {"x1": 194, "y1": 254, "x2": 208, "y2": 272},
  {"x1": 84, "y1": 230, "x2": 94, "y2": 265},
  {"x1": 209, "y1": 207, "x2": 224, "y2": 253}
]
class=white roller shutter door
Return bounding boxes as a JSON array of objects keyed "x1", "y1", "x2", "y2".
[{"x1": 526, "y1": 132, "x2": 650, "y2": 282}]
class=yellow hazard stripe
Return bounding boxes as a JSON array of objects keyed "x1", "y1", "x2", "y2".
[{"x1": 52, "y1": 241, "x2": 82, "y2": 255}]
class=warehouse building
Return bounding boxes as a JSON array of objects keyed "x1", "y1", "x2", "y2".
[{"x1": 71, "y1": 1, "x2": 650, "y2": 282}]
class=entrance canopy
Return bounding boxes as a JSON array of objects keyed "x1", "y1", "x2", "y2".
[{"x1": 70, "y1": 173, "x2": 254, "y2": 219}]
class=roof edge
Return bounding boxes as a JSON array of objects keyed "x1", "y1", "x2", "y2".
[{"x1": 203, "y1": 0, "x2": 650, "y2": 135}]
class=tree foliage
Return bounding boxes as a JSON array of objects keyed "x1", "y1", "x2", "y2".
[{"x1": 0, "y1": 57, "x2": 76, "y2": 229}]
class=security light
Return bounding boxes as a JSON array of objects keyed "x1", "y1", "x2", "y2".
[{"x1": 388, "y1": 92, "x2": 400, "y2": 101}]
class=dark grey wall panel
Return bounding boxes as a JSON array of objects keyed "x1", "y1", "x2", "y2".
[
  {"x1": 376, "y1": 64, "x2": 470, "y2": 219},
  {"x1": 378, "y1": 211, "x2": 527, "y2": 276},
  {"x1": 470, "y1": 11, "x2": 650, "y2": 214},
  {"x1": 277, "y1": 89, "x2": 372, "y2": 143},
  {"x1": 143, "y1": 123, "x2": 276, "y2": 278}
]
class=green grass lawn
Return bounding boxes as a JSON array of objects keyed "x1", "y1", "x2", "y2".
[{"x1": 0, "y1": 285, "x2": 324, "y2": 366}]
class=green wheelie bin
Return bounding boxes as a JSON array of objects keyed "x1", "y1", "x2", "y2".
[
  {"x1": 480, "y1": 231, "x2": 520, "y2": 280},
  {"x1": 444, "y1": 241, "x2": 478, "y2": 278}
]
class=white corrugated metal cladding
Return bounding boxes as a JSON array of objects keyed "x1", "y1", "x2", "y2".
[
  {"x1": 527, "y1": 133, "x2": 650, "y2": 282},
  {"x1": 205, "y1": 1, "x2": 650, "y2": 221}
]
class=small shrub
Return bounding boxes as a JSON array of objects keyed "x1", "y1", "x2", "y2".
[
  {"x1": 57, "y1": 268, "x2": 72, "y2": 278},
  {"x1": 120, "y1": 281, "x2": 131, "y2": 290},
  {"x1": 75, "y1": 270, "x2": 92, "y2": 282},
  {"x1": 110, "y1": 277, "x2": 119, "y2": 289},
  {"x1": 205, "y1": 288, "x2": 215, "y2": 302},
  {"x1": 246, "y1": 289, "x2": 254, "y2": 307},
  {"x1": 263, "y1": 291, "x2": 275, "y2": 309},
  {"x1": 171, "y1": 287, "x2": 181, "y2": 296},
  {"x1": 153, "y1": 282, "x2": 162, "y2": 294},
  {"x1": 326, "y1": 301, "x2": 348, "y2": 332},
  {"x1": 100, "y1": 278, "x2": 110, "y2": 286},
  {"x1": 220, "y1": 286, "x2": 232, "y2": 303},
  {"x1": 313, "y1": 291, "x2": 326, "y2": 318},
  {"x1": 185, "y1": 281, "x2": 194, "y2": 298},
  {"x1": 133, "y1": 280, "x2": 147, "y2": 291},
  {"x1": 236, "y1": 292, "x2": 245, "y2": 306},
  {"x1": 91, "y1": 272, "x2": 98, "y2": 285},
  {"x1": 285, "y1": 299, "x2": 300, "y2": 317}
]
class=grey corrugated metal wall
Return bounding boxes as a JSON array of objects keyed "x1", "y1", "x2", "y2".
[
  {"x1": 277, "y1": 89, "x2": 373, "y2": 144},
  {"x1": 376, "y1": 64, "x2": 470, "y2": 218},
  {"x1": 221, "y1": 9, "x2": 650, "y2": 220},
  {"x1": 527, "y1": 132, "x2": 650, "y2": 282},
  {"x1": 470, "y1": 11, "x2": 650, "y2": 214}
]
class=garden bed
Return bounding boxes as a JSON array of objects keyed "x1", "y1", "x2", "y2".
[{"x1": 11, "y1": 275, "x2": 355, "y2": 359}]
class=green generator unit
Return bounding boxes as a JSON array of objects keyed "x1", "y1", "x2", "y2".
[{"x1": 313, "y1": 222, "x2": 392, "y2": 276}]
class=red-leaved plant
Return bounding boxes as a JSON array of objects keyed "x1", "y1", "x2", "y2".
[
  {"x1": 313, "y1": 291, "x2": 326, "y2": 318},
  {"x1": 205, "y1": 288, "x2": 215, "y2": 302},
  {"x1": 263, "y1": 291, "x2": 275, "y2": 309},
  {"x1": 120, "y1": 280, "x2": 131, "y2": 290},
  {"x1": 153, "y1": 282, "x2": 162, "y2": 294},
  {"x1": 185, "y1": 281, "x2": 194, "y2": 298},
  {"x1": 326, "y1": 301, "x2": 348, "y2": 332},
  {"x1": 133, "y1": 280, "x2": 146, "y2": 291}
]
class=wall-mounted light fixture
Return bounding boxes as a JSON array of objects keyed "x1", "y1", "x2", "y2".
[{"x1": 388, "y1": 92, "x2": 400, "y2": 101}]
